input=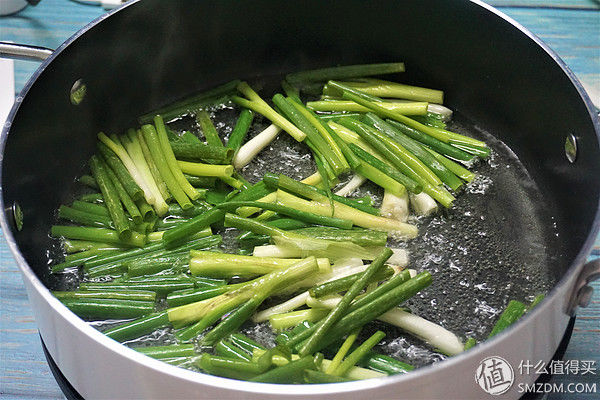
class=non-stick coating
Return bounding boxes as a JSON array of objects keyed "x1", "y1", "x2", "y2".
[{"x1": 1, "y1": 0, "x2": 598, "y2": 345}]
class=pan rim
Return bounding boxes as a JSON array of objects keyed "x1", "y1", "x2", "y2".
[{"x1": 0, "y1": 0, "x2": 598, "y2": 395}]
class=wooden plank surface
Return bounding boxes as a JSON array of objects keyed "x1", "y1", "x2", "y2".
[
  {"x1": 0, "y1": 1, "x2": 598, "y2": 399},
  {"x1": 488, "y1": 0, "x2": 599, "y2": 9}
]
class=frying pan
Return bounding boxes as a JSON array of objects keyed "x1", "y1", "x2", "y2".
[{"x1": 1, "y1": 0, "x2": 599, "y2": 398}]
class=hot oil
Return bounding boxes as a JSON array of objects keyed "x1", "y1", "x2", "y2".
[
  {"x1": 47, "y1": 90, "x2": 561, "y2": 370},
  {"x1": 378, "y1": 120, "x2": 560, "y2": 366}
]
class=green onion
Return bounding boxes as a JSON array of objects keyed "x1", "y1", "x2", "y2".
[
  {"x1": 360, "y1": 353, "x2": 414, "y2": 375},
  {"x1": 183, "y1": 174, "x2": 217, "y2": 188},
  {"x1": 333, "y1": 330, "x2": 385, "y2": 376},
  {"x1": 316, "y1": 113, "x2": 363, "y2": 121},
  {"x1": 217, "y1": 201, "x2": 353, "y2": 229},
  {"x1": 58, "y1": 205, "x2": 114, "y2": 229},
  {"x1": 196, "y1": 110, "x2": 224, "y2": 147},
  {"x1": 528, "y1": 294, "x2": 545, "y2": 311},
  {"x1": 286, "y1": 270, "x2": 410, "y2": 348},
  {"x1": 53, "y1": 289, "x2": 156, "y2": 302},
  {"x1": 232, "y1": 82, "x2": 306, "y2": 142},
  {"x1": 424, "y1": 147, "x2": 475, "y2": 182},
  {"x1": 348, "y1": 143, "x2": 422, "y2": 194},
  {"x1": 104, "y1": 164, "x2": 143, "y2": 224},
  {"x1": 291, "y1": 227, "x2": 387, "y2": 247},
  {"x1": 89, "y1": 155, "x2": 132, "y2": 239},
  {"x1": 286, "y1": 63, "x2": 405, "y2": 84},
  {"x1": 168, "y1": 141, "x2": 233, "y2": 164},
  {"x1": 51, "y1": 225, "x2": 145, "y2": 248},
  {"x1": 189, "y1": 250, "x2": 302, "y2": 278},
  {"x1": 135, "y1": 198, "x2": 157, "y2": 222},
  {"x1": 304, "y1": 370, "x2": 351, "y2": 383},
  {"x1": 232, "y1": 124, "x2": 282, "y2": 169},
  {"x1": 104, "y1": 311, "x2": 170, "y2": 342},
  {"x1": 134, "y1": 344, "x2": 196, "y2": 359},
  {"x1": 250, "y1": 355, "x2": 317, "y2": 383},
  {"x1": 83, "y1": 275, "x2": 198, "y2": 295},
  {"x1": 166, "y1": 286, "x2": 228, "y2": 307},
  {"x1": 215, "y1": 340, "x2": 252, "y2": 362},
  {"x1": 141, "y1": 124, "x2": 192, "y2": 209},
  {"x1": 154, "y1": 115, "x2": 201, "y2": 200},
  {"x1": 78, "y1": 193, "x2": 104, "y2": 203},
  {"x1": 83, "y1": 234, "x2": 221, "y2": 270},
  {"x1": 177, "y1": 161, "x2": 233, "y2": 178},
  {"x1": 295, "y1": 272, "x2": 432, "y2": 353},
  {"x1": 201, "y1": 296, "x2": 266, "y2": 345},
  {"x1": 99, "y1": 133, "x2": 154, "y2": 202},
  {"x1": 385, "y1": 119, "x2": 473, "y2": 161},
  {"x1": 174, "y1": 257, "x2": 319, "y2": 341},
  {"x1": 162, "y1": 208, "x2": 224, "y2": 248},
  {"x1": 309, "y1": 266, "x2": 394, "y2": 298},
  {"x1": 340, "y1": 117, "x2": 441, "y2": 187},
  {"x1": 229, "y1": 333, "x2": 266, "y2": 354},
  {"x1": 488, "y1": 300, "x2": 527, "y2": 338},
  {"x1": 123, "y1": 129, "x2": 169, "y2": 215},
  {"x1": 273, "y1": 94, "x2": 344, "y2": 175},
  {"x1": 85, "y1": 263, "x2": 126, "y2": 278},
  {"x1": 363, "y1": 113, "x2": 463, "y2": 190},
  {"x1": 78, "y1": 174, "x2": 99, "y2": 190},
  {"x1": 61, "y1": 239, "x2": 118, "y2": 253},
  {"x1": 126, "y1": 252, "x2": 190, "y2": 277},
  {"x1": 315, "y1": 295, "x2": 464, "y2": 356},
  {"x1": 227, "y1": 109, "x2": 254, "y2": 153},
  {"x1": 96, "y1": 142, "x2": 144, "y2": 201},
  {"x1": 330, "y1": 81, "x2": 488, "y2": 149},
  {"x1": 60, "y1": 298, "x2": 154, "y2": 320},
  {"x1": 137, "y1": 129, "x2": 172, "y2": 202},
  {"x1": 269, "y1": 309, "x2": 329, "y2": 330},
  {"x1": 307, "y1": 100, "x2": 428, "y2": 115},
  {"x1": 197, "y1": 353, "x2": 266, "y2": 380},
  {"x1": 167, "y1": 202, "x2": 210, "y2": 217},
  {"x1": 263, "y1": 173, "x2": 379, "y2": 215},
  {"x1": 288, "y1": 100, "x2": 350, "y2": 172},
  {"x1": 299, "y1": 248, "x2": 392, "y2": 356},
  {"x1": 276, "y1": 191, "x2": 418, "y2": 237},
  {"x1": 326, "y1": 328, "x2": 360, "y2": 374},
  {"x1": 324, "y1": 78, "x2": 443, "y2": 103},
  {"x1": 464, "y1": 338, "x2": 477, "y2": 351}
]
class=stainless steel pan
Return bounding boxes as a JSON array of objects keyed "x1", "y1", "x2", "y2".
[{"x1": 1, "y1": 0, "x2": 599, "y2": 398}]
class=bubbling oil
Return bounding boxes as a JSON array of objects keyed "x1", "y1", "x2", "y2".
[{"x1": 48, "y1": 99, "x2": 560, "y2": 370}]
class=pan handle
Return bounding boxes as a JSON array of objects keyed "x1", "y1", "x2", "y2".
[
  {"x1": 0, "y1": 42, "x2": 53, "y2": 62},
  {"x1": 567, "y1": 258, "x2": 600, "y2": 316}
]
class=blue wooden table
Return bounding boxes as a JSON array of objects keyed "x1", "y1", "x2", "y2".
[{"x1": 0, "y1": 1, "x2": 598, "y2": 399}]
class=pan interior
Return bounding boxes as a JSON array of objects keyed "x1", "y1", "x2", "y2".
[
  {"x1": 43, "y1": 78, "x2": 562, "y2": 368},
  {"x1": 2, "y1": 0, "x2": 597, "y2": 375}
]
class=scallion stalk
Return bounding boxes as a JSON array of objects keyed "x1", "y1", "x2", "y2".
[
  {"x1": 234, "y1": 124, "x2": 282, "y2": 170},
  {"x1": 307, "y1": 100, "x2": 428, "y2": 115},
  {"x1": 232, "y1": 82, "x2": 306, "y2": 142},
  {"x1": 286, "y1": 63, "x2": 405, "y2": 84},
  {"x1": 324, "y1": 78, "x2": 443, "y2": 103},
  {"x1": 226, "y1": 109, "x2": 254, "y2": 154},
  {"x1": 123, "y1": 129, "x2": 169, "y2": 215},
  {"x1": 141, "y1": 124, "x2": 192, "y2": 209}
]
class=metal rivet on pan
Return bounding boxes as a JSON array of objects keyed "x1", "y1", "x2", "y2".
[
  {"x1": 70, "y1": 79, "x2": 87, "y2": 105},
  {"x1": 564, "y1": 134, "x2": 577, "y2": 163},
  {"x1": 577, "y1": 285, "x2": 594, "y2": 308}
]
